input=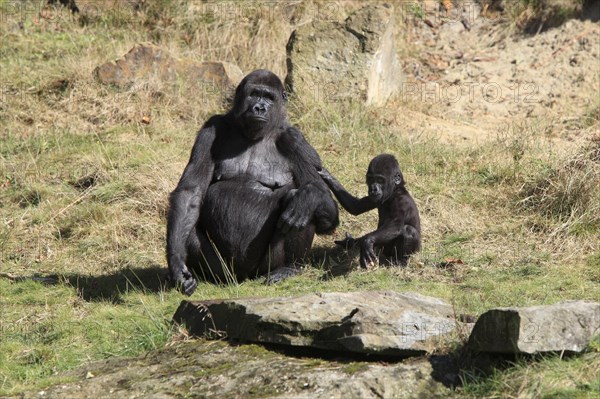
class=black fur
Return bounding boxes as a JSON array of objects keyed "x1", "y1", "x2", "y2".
[
  {"x1": 167, "y1": 70, "x2": 339, "y2": 295},
  {"x1": 318, "y1": 154, "x2": 421, "y2": 268}
]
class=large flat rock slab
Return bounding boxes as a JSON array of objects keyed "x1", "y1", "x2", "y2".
[
  {"x1": 14, "y1": 341, "x2": 450, "y2": 399},
  {"x1": 173, "y1": 291, "x2": 457, "y2": 357},
  {"x1": 468, "y1": 301, "x2": 600, "y2": 354}
]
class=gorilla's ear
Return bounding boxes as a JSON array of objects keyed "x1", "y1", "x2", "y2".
[
  {"x1": 394, "y1": 173, "x2": 403, "y2": 186},
  {"x1": 282, "y1": 90, "x2": 288, "y2": 102}
]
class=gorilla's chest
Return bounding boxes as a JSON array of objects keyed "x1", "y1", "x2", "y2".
[{"x1": 213, "y1": 140, "x2": 294, "y2": 189}]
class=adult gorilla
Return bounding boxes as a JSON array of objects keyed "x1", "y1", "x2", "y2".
[{"x1": 167, "y1": 70, "x2": 339, "y2": 295}]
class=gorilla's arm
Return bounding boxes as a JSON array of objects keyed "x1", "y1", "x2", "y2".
[
  {"x1": 357, "y1": 217, "x2": 405, "y2": 268},
  {"x1": 317, "y1": 168, "x2": 376, "y2": 216},
  {"x1": 276, "y1": 127, "x2": 339, "y2": 234},
  {"x1": 166, "y1": 123, "x2": 216, "y2": 294},
  {"x1": 356, "y1": 194, "x2": 418, "y2": 268}
]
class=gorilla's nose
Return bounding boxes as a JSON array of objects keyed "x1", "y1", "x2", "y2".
[
  {"x1": 369, "y1": 188, "x2": 381, "y2": 198},
  {"x1": 253, "y1": 104, "x2": 266, "y2": 115}
]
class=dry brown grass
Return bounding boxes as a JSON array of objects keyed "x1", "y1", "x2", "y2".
[{"x1": 518, "y1": 137, "x2": 600, "y2": 236}]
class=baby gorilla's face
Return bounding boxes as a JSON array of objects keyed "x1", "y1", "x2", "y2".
[
  {"x1": 366, "y1": 154, "x2": 403, "y2": 204},
  {"x1": 366, "y1": 173, "x2": 386, "y2": 203}
]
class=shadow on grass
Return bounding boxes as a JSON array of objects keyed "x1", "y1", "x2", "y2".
[
  {"x1": 309, "y1": 245, "x2": 355, "y2": 280},
  {"x1": 0, "y1": 246, "x2": 356, "y2": 302},
  {"x1": 62, "y1": 265, "x2": 169, "y2": 302},
  {"x1": 428, "y1": 350, "x2": 517, "y2": 389},
  {"x1": 0, "y1": 265, "x2": 170, "y2": 303},
  {"x1": 67, "y1": 246, "x2": 351, "y2": 301}
]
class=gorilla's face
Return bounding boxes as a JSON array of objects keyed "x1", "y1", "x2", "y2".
[
  {"x1": 366, "y1": 154, "x2": 404, "y2": 204},
  {"x1": 239, "y1": 84, "x2": 276, "y2": 135},
  {"x1": 232, "y1": 70, "x2": 287, "y2": 140},
  {"x1": 366, "y1": 173, "x2": 386, "y2": 203}
]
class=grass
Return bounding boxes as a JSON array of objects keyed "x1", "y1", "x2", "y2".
[
  {"x1": 1, "y1": 0, "x2": 599, "y2": 397},
  {"x1": 460, "y1": 350, "x2": 600, "y2": 398},
  {"x1": 494, "y1": 0, "x2": 587, "y2": 33}
]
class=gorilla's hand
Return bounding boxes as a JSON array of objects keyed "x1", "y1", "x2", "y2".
[
  {"x1": 316, "y1": 167, "x2": 332, "y2": 181},
  {"x1": 171, "y1": 265, "x2": 198, "y2": 296},
  {"x1": 334, "y1": 232, "x2": 357, "y2": 250},
  {"x1": 277, "y1": 185, "x2": 318, "y2": 234},
  {"x1": 359, "y1": 237, "x2": 377, "y2": 269}
]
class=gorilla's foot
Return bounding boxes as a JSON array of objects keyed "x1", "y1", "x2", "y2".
[{"x1": 266, "y1": 266, "x2": 300, "y2": 285}]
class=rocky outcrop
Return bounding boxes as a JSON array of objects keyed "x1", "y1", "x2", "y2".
[
  {"x1": 94, "y1": 43, "x2": 243, "y2": 90},
  {"x1": 173, "y1": 291, "x2": 458, "y2": 357},
  {"x1": 12, "y1": 295, "x2": 600, "y2": 398},
  {"x1": 15, "y1": 341, "x2": 450, "y2": 399},
  {"x1": 285, "y1": 4, "x2": 403, "y2": 105},
  {"x1": 468, "y1": 301, "x2": 600, "y2": 354}
]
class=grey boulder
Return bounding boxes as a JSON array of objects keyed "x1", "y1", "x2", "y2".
[
  {"x1": 173, "y1": 291, "x2": 457, "y2": 357},
  {"x1": 468, "y1": 301, "x2": 600, "y2": 354}
]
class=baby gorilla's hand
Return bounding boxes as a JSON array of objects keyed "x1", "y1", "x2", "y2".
[
  {"x1": 359, "y1": 237, "x2": 377, "y2": 269},
  {"x1": 316, "y1": 167, "x2": 333, "y2": 180},
  {"x1": 334, "y1": 232, "x2": 357, "y2": 250}
]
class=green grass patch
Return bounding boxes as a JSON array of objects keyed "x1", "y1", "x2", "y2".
[{"x1": 459, "y1": 352, "x2": 600, "y2": 398}]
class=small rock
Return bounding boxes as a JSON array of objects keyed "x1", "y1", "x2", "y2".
[
  {"x1": 468, "y1": 300, "x2": 600, "y2": 354},
  {"x1": 569, "y1": 56, "x2": 578, "y2": 66},
  {"x1": 94, "y1": 43, "x2": 243, "y2": 92}
]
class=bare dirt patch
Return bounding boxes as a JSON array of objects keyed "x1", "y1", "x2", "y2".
[{"x1": 391, "y1": 3, "x2": 599, "y2": 146}]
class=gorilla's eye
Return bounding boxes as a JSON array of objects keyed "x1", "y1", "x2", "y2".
[
  {"x1": 249, "y1": 89, "x2": 274, "y2": 102},
  {"x1": 367, "y1": 175, "x2": 385, "y2": 185}
]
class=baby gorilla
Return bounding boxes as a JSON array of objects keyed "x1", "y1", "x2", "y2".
[{"x1": 318, "y1": 154, "x2": 421, "y2": 268}]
